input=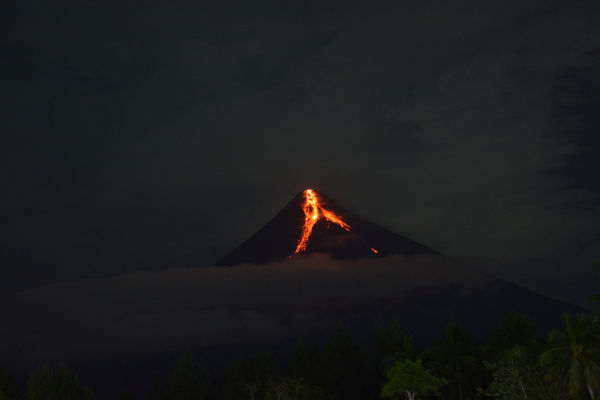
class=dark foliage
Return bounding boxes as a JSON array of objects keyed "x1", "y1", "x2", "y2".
[{"x1": 1, "y1": 310, "x2": 599, "y2": 400}]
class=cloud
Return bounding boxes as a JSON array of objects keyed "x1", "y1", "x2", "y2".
[{"x1": 0, "y1": 255, "x2": 486, "y2": 368}]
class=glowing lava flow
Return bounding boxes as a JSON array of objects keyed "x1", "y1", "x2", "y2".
[{"x1": 294, "y1": 189, "x2": 351, "y2": 254}]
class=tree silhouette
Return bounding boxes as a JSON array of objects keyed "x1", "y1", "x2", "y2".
[
  {"x1": 316, "y1": 327, "x2": 367, "y2": 399},
  {"x1": 265, "y1": 377, "x2": 327, "y2": 400},
  {"x1": 375, "y1": 320, "x2": 416, "y2": 372},
  {"x1": 167, "y1": 353, "x2": 213, "y2": 400},
  {"x1": 490, "y1": 313, "x2": 537, "y2": 354},
  {"x1": 27, "y1": 363, "x2": 94, "y2": 400},
  {"x1": 290, "y1": 339, "x2": 321, "y2": 383},
  {"x1": 147, "y1": 353, "x2": 213, "y2": 400},
  {"x1": 219, "y1": 353, "x2": 280, "y2": 400},
  {"x1": 381, "y1": 359, "x2": 445, "y2": 400},
  {"x1": 480, "y1": 345, "x2": 564, "y2": 400},
  {"x1": 540, "y1": 313, "x2": 600, "y2": 399},
  {"x1": 426, "y1": 324, "x2": 483, "y2": 400},
  {"x1": 592, "y1": 261, "x2": 600, "y2": 310},
  {"x1": 0, "y1": 368, "x2": 18, "y2": 400}
]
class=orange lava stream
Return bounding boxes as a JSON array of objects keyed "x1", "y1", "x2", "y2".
[
  {"x1": 321, "y1": 209, "x2": 351, "y2": 231},
  {"x1": 294, "y1": 189, "x2": 320, "y2": 253},
  {"x1": 294, "y1": 189, "x2": 352, "y2": 254}
]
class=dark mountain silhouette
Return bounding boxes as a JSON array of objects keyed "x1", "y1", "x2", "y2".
[{"x1": 217, "y1": 189, "x2": 436, "y2": 266}]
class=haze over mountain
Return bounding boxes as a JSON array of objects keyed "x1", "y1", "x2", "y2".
[{"x1": 0, "y1": 255, "x2": 581, "y2": 398}]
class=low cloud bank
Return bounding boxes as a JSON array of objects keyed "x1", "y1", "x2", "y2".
[{"x1": 0, "y1": 255, "x2": 488, "y2": 367}]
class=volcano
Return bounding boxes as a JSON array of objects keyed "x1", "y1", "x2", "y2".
[
  {"x1": 217, "y1": 188, "x2": 436, "y2": 266},
  {"x1": 214, "y1": 188, "x2": 582, "y2": 341}
]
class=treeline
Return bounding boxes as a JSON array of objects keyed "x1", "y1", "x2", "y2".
[{"x1": 1, "y1": 312, "x2": 599, "y2": 400}]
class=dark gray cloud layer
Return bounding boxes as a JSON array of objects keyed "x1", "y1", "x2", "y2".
[
  {"x1": 1, "y1": 0, "x2": 599, "y2": 304},
  {"x1": 0, "y1": 255, "x2": 486, "y2": 368}
]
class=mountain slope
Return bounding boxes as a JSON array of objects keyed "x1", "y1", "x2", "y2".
[{"x1": 217, "y1": 189, "x2": 436, "y2": 266}]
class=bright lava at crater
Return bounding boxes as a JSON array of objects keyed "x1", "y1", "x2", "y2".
[{"x1": 293, "y1": 189, "x2": 378, "y2": 255}]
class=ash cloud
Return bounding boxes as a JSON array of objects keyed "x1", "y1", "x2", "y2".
[{"x1": 0, "y1": 255, "x2": 487, "y2": 368}]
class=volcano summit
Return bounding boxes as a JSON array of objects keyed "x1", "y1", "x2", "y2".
[{"x1": 217, "y1": 188, "x2": 436, "y2": 266}]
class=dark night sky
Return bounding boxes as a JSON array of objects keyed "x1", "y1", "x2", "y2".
[{"x1": 2, "y1": 0, "x2": 600, "y2": 306}]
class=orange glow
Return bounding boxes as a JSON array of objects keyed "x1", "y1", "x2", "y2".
[
  {"x1": 294, "y1": 189, "x2": 352, "y2": 254},
  {"x1": 370, "y1": 247, "x2": 379, "y2": 254},
  {"x1": 321, "y1": 209, "x2": 351, "y2": 231}
]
